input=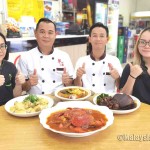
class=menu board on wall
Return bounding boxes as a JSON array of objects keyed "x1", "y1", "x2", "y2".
[{"x1": 7, "y1": 0, "x2": 44, "y2": 22}]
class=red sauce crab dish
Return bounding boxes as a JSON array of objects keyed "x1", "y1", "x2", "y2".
[
  {"x1": 39, "y1": 101, "x2": 114, "y2": 137},
  {"x1": 46, "y1": 108, "x2": 108, "y2": 133}
]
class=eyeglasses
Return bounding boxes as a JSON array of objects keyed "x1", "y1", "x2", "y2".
[
  {"x1": 138, "y1": 39, "x2": 150, "y2": 47},
  {"x1": 0, "y1": 44, "x2": 7, "y2": 51}
]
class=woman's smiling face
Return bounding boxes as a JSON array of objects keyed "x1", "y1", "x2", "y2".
[{"x1": 138, "y1": 30, "x2": 150, "y2": 58}]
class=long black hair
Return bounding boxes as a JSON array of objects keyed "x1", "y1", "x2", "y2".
[
  {"x1": 0, "y1": 32, "x2": 9, "y2": 60},
  {"x1": 87, "y1": 22, "x2": 109, "y2": 54}
]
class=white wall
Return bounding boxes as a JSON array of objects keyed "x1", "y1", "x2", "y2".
[
  {"x1": 119, "y1": 0, "x2": 137, "y2": 26},
  {"x1": 119, "y1": 0, "x2": 150, "y2": 26},
  {"x1": 0, "y1": 0, "x2": 7, "y2": 24},
  {"x1": 136, "y1": 0, "x2": 150, "y2": 11},
  {"x1": 0, "y1": 0, "x2": 3, "y2": 24}
]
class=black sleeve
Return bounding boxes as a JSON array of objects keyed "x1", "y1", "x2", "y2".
[
  {"x1": 119, "y1": 64, "x2": 130, "y2": 89},
  {"x1": 9, "y1": 63, "x2": 17, "y2": 89}
]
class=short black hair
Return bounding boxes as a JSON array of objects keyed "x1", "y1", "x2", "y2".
[
  {"x1": 89, "y1": 22, "x2": 109, "y2": 37},
  {"x1": 35, "y1": 18, "x2": 56, "y2": 31},
  {"x1": 0, "y1": 32, "x2": 9, "y2": 60},
  {"x1": 87, "y1": 22, "x2": 109, "y2": 54}
]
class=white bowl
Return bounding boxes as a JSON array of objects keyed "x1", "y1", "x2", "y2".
[
  {"x1": 93, "y1": 93, "x2": 141, "y2": 114},
  {"x1": 54, "y1": 86, "x2": 91, "y2": 101},
  {"x1": 5, "y1": 95, "x2": 54, "y2": 117},
  {"x1": 39, "y1": 101, "x2": 114, "y2": 137}
]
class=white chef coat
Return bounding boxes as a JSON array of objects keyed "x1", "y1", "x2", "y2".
[
  {"x1": 74, "y1": 54, "x2": 123, "y2": 93},
  {"x1": 18, "y1": 47, "x2": 74, "y2": 94}
]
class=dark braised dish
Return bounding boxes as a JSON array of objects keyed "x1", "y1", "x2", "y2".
[{"x1": 96, "y1": 93, "x2": 135, "y2": 110}]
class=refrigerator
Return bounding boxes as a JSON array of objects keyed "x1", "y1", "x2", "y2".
[
  {"x1": 94, "y1": 0, "x2": 119, "y2": 56},
  {"x1": 94, "y1": 0, "x2": 108, "y2": 25},
  {"x1": 106, "y1": 0, "x2": 119, "y2": 55}
]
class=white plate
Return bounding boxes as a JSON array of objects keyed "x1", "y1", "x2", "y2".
[
  {"x1": 54, "y1": 86, "x2": 91, "y2": 101},
  {"x1": 39, "y1": 101, "x2": 114, "y2": 137},
  {"x1": 5, "y1": 95, "x2": 54, "y2": 117},
  {"x1": 93, "y1": 93, "x2": 141, "y2": 114}
]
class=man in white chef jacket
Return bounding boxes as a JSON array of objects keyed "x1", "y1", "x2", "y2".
[
  {"x1": 74, "y1": 22, "x2": 123, "y2": 93},
  {"x1": 18, "y1": 18, "x2": 74, "y2": 94}
]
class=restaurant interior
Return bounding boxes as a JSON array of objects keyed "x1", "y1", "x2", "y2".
[{"x1": 0, "y1": 0, "x2": 150, "y2": 150}]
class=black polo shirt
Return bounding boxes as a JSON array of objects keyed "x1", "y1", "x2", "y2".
[
  {"x1": 119, "y1": 64, "x2": 150, "y2": 105},
  {"x1": 0, "y1": 60, "x2": 17, "y2": 106}
]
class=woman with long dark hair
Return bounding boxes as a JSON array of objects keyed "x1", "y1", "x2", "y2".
[{"x1": 0, "y1": 32, "x2": 25, "y2": 105}]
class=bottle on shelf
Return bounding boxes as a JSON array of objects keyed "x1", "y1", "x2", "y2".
[{"x1": 80, "y1": 8, "x2": 89, "y2": 34}]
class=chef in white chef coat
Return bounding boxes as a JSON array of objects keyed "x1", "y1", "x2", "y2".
[
  {"x1": 74, "y1": 22, "x2": 122, "y2": 93},
  {"x1": 18, "y1": 18, "x2": 74, "y2": 94}
]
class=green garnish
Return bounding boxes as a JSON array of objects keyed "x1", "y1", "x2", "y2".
[
  {"x1": 97, "y1": 93, "x2": 109, "y2": 104},
  {"x1": 24, "y1": 94, "x2": 39, "y2": 103}
]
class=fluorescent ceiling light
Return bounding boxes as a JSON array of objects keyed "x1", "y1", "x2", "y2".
[{"x1": 131, "y1": 11, "x2": 150, "y2": 18}]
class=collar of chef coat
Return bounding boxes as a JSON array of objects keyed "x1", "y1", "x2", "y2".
[
  {"x1": 37, "y1": 45, "x2": 54, "y2": 55},
  {"x1": 90, "y1": 50, "x2": 106, "y2": 61}
]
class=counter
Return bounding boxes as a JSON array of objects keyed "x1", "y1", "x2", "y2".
[
  {"x1": 6, "y1": 35, "x2": 88, "y2": 66},
  {"x1": 0, "y1": 94, "x2": 150, "y2": 150},
  {"x1": 6, "y1": 35, "x2": 88, "y2": 52}
]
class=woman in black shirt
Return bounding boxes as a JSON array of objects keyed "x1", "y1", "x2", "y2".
[
  {"x1": 0, "y1": 32, "x2": 25, "y2": 105},
  {"x1": 119, "y1": 27, "x2": 150, "y2": 104}
]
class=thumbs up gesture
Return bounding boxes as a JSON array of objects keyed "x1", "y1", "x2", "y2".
[
  {"x1": 0, "y1": 75, "x2": 5, "y2": 86},
  {"x1": 62, "y1": 67, "x2": 72, "y2": 85},
  {"x1": 129, "y1": 62, "x2": 143, "y2": 79},
  {"x1": 76, "y1": 63, "x2": 86, "y2": 79},
  {"x1": 108, "y1": 63, "x2": 120, "y2": 80},
  {"x1": 29, "y1": 69, "x2": 38, "y2": 86},
  {"x1": 15, "y1": 70, "x2": 25, "y2": 85}
]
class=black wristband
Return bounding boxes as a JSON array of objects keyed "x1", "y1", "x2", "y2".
[
  {"x1": 130, "y1": 74, "x2": 136, "y2": 79},
  {"x1": 25, "y1": 78, "x2": 29, "y2": 81}
]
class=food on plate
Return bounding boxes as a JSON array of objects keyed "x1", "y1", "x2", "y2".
[
  {"x1": 10, "y1": 94, "x2": 49, "y2": 113},
  {"x1": 57, "y1": 88, "x2": 88, "y2": 99},
  {"x1": 96, "y1": 93, "x2": 135, "y2": 110},
  {"x1": 46, "y1": 108, "x2": 108, "y2": 133},
  {"x1": 112, "y1": 94, "x2": 135, "y2": 110}
]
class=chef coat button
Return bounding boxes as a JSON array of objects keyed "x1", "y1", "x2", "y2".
[
  {"x1": 92, "y1": 63, "x2": 95, "y2": 65},
  {"x1": 53, "y1": 80, "x2": 55, "y2": 83},
  {"x1": 42, "y1": 80, "x2": 45, "y2": 83},
  {"x1": 104, "y1": 83, "x2": 106, "y2": 86},
  {"x1": 103, "y1": 61, "x2": 105, "y2": 64},
  {"x1": 92, "y1": 84, "x2": 95, "y2": 87},
  {"x1": 41, "y1": 68, "x2": 44, "y2": 71},
  {"x1": 52, "y1": 57, "x2": 54, "y2": 60},
  {"x1": 42, "y1": 92, "x2": 44, "y2": 94},
  {"x1": 53, "y1": 69, "x2": 55, "y2": 72},
  {"x1": 40, "y1": 56, "x2": 43, "y2": 58},
  {"x1": 103, "y1": 72, "x2": 105, "y2": 75},
  {"x1": 92, "y1": 73, "x2": 95, "y2": 76}
]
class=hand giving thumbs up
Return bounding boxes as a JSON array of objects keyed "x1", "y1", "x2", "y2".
[
  {"x1": 15, "y1": 70, "x2": 25, "y2": 85},
  {"x1": 76, "y1": 63, "x2": 86, "y2": 79},
  {"x1": 29, "y1": 69, "x2": 38, "y2": 86},
  {"x1": 108, "y1": 63, "x2": 120, "y2": 80},
  {"x1": 129, "y1": 62, "x2": 143, "y2": 79},
  {"x1": 0, "y1": 75, "x2": 5, "y2": 86}
]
